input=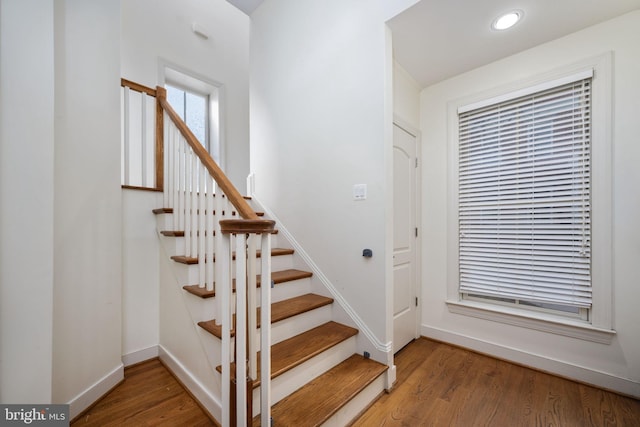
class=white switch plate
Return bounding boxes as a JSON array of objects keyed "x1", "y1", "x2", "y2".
[{"x1": 353, "y1": 184, "x2": 367, "y2": 201}]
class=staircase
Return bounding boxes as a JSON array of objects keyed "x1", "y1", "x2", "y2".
[
  {"x1": 153, "y1": 202, "x2": 387, "y2": 426},
  {"x1": 121, "y1": 79, "x2": 388, "y2": 425}
]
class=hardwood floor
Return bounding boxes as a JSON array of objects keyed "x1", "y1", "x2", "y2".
[
  {"x1": 71, "y1": 339, "x2": 640, "y2": 426},
  {"x1": 71, "y1": 359, "x2": 216, "y2": 427},
  {"x1": 353, "y1": 338, "x2": 640, "y2": 427}
]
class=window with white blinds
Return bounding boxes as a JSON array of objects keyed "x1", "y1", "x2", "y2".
[{"x1": 457, "y1": 72, "x2": 592, "y2": 312}]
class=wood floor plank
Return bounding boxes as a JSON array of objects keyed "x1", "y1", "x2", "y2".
[
  {"x1": 353, "y1": 338, "x2": 640, "y2": 427},
  {"x1": 71, "y1": 359, "x2": 215, "y2": 426},
  {"x1": 72, "y1": 338, "x2": 640, "y2": 427}
]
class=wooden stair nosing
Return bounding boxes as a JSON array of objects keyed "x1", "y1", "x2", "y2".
[
  {"x1": 152, "y1": 207, "x2": 264, "y2": 217},
  {"x1": 152, "y1": 197, "x2": 252, "y2": 215},
  {"x1": 198, "y1": 292, "x2": 332, "y2": 337},
  {"x1": 183, "y1": 269, "x2": 313, "y2": 299},
  {"x1": 214, "y1": 321, "x2": 358, "y2": 387},
  {"x1": 254, "y1": 354, "x2": 387, "y2": 427},
  {"x1": 161, "y1": 228, "x2": 278, "y2": 237},
  {"x1": 160, "y1": 230, "x2": 185, "y2": 237},
  {"x1": 171, "y1": 248, "x2": 294, "y2": 265}
]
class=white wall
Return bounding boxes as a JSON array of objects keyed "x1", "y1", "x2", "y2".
[
  {"x1": 51, "y1": 0, "x2": 123, "y2": 415},
  {"x1": 250, "y1": 0, "x2": 418, "y2": 363},
  {"x1": 0, "y1": 0, "x2": 123, "y2": 412},
  {"x1": 393, "y1": 60, "x2": 421, "y2": 128},
  {"x1": 121, "y1": 0, "x2": 250, "y2": 190},
  {"x1": 420, "y1": 11, "x2": 640, "y2": 397},
  {"x1": 0, "y1": 0, "x2": 55, "y2": 403},
  {"x1": 121, "y1": 190, "x2": 161, "y2": 364}
]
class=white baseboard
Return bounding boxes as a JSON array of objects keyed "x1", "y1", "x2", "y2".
[
  {"x1": 158, "y1": 345, "x2": 222, "y2": 422},
  {"x1": 68, "y1": 364, "x2": 124, "y2": 420},
  {"x1": 421, "y1": 325, "x2": 640, "y2": 398},
  {"x1": 122, "y1": 346, "x2": 160, "y2": 367}
]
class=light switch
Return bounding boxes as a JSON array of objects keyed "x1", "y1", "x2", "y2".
[{"x1": 353, "y1": 184, "x2": 367, "y2": 201}]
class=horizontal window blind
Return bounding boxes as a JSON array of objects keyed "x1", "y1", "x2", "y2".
[{"x1": 458, "y1": 76, "x2": 592, "y2": 308}]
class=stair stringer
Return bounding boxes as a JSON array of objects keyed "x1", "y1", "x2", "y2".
[
  {"x1": 248, "y1": 196, "x2": 397, "y2": 389},
  {"x1": 157, "y1": 228, "x2": 224, "y2": 421}
]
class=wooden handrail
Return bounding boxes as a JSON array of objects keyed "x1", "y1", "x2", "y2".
[
  {"x1": 156, "y1": 86, "x2": 258, "y2": 220},
  {"x1": 121, "y1": 78, "x2": 157, "y2": 97}
]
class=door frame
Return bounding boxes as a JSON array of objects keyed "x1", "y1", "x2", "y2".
[{"x1": 392, "y1": 115, "x2": 422, "y2": 351}]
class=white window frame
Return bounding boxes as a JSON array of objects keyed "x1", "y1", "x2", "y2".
[
  {"x1": 165, "y1": 82, "x2": 210, "y2": 150},
  {"x1": 159, "y1": 61, "x2": 224, "y2": 168},
  {"x1": 446, "y1": 53, "x2": 615, "y2": 344}
]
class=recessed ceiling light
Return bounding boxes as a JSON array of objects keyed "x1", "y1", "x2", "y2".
[{"x1": 492, "y1": 10, "x2": 523, "y2": 31}]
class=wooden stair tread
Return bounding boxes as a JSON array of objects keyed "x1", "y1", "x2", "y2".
[
  {"x1": 183, "y1": 269, "x2": 313, "y2": 299},
  {"x1": 198, "y1": 292, "x2": 332, "y2": 336},
  {"x1": 215, "y1": 321, "x2": 357, "y2": 385},
  {"x1": 161, "y1": 228, "x2": 278, "y2": 237},
  {"x1": 254, "y1": 354, "x2": 387, "y2": 427},
  {"x1": 160, "y1": 230, "x2": 185, "y2": 237},
  {"x1": 152, "y1": 207, "x2": 263, "y2": 216},
  {"x1": 171, "y1": 248, "x2": 294, "y2": 265}
]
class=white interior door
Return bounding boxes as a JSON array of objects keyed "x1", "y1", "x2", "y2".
[{"x1": 393, "y1": 122, "x2": 418, "y2": 354}]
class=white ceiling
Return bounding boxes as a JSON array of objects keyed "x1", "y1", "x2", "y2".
[
  {"x1": 228, "y1": 0, "x2": 640, "y2": 88},
  {"x1": 388, "y1": 0, "x2": 640, "y2": 88},
  {"x1": 227, "y1": 0, "x2": 263, "y2": 15}
]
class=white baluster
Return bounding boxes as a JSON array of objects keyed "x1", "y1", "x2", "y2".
[
  {"x1": 163, "y1": 112, "x2": 170, "y2": 208},
  {"x1": 260, "y1": 232, "x2": 272, "y2": 427},
  {"x1": 247, "y1": 235, "x2": 258, "y2": 383},
  {"x1": 172, "y1": 127, "x2": 180, "y2": 231},
  {"x1": 220, "y1": 231, "x2": 233, "y2": 427},
  {"x1": 214, "y1": 186, "x2": 223, "y2": 304},
  {"x1": 177, "y1": 138, "x2": 186, "y2": 233},
  {"x1": 191, "y1": 154, "x2": 198, "y2": 258},
  {"x1": 206, "y1": 176, "x2": 215, "y2": 292},
  {"x1": 123, "y1": 86, "x2": 130, "y2": 186},
  {"x1": 234, "y1": 232, "x2": 248, "y2": 427},
  {"x1": 140, "y1": 92, "x2": 147, "y2": 188},
  {"x1": 184, "y1": 148, "x2": 192, "y2": 258},
  {"x1": 198, "y1": 163, "x2": 206, "y2": 288}
]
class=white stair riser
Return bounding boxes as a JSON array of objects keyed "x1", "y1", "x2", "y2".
[
  {"x1": 183, "y1": 278, "x2": 323, "y2": 338},
  {"x1": 155, "y1": 214, "x2": 283, "y2": 248},
  {"x1": 269, "y1": 305, "x2": 332, "y2": 345},
  {"x1": 166, "y1": 257, "x2": 294, "y2": 289},
  {"x1": 252, "y1": 336, "x2": 357, "y2": 417},
  {"x1": 270, "y1": 277, "x2": 312, "y2": 302},
  {"x1": 155, "y1": 213, "x2": 172, "y2": 231},
  {"x1": 156, "y1": 213, "x2": 266, "y2": 232},
  {"x1": 184, "y1": 278, "x2": 314, "y2": 328},
  {"x1": 321, "y1": 373, "x2": 386, "y2": 427},
  {"x1": 158, "y1": 234, "x2": 185, "y2": 257},
  {"x1": 183, "y1": 294, "x2": 215, "y2": 324},
  {"x1": 165, "y1": 249, "x2": 293, "y2": 282},
  {"x1": 198, "y1": 328, "x2": 223, "y2": 368}
]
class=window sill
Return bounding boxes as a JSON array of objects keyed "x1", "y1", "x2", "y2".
[{"x1": 446, "y1": 300, "x2": 616, "y2": 344}]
